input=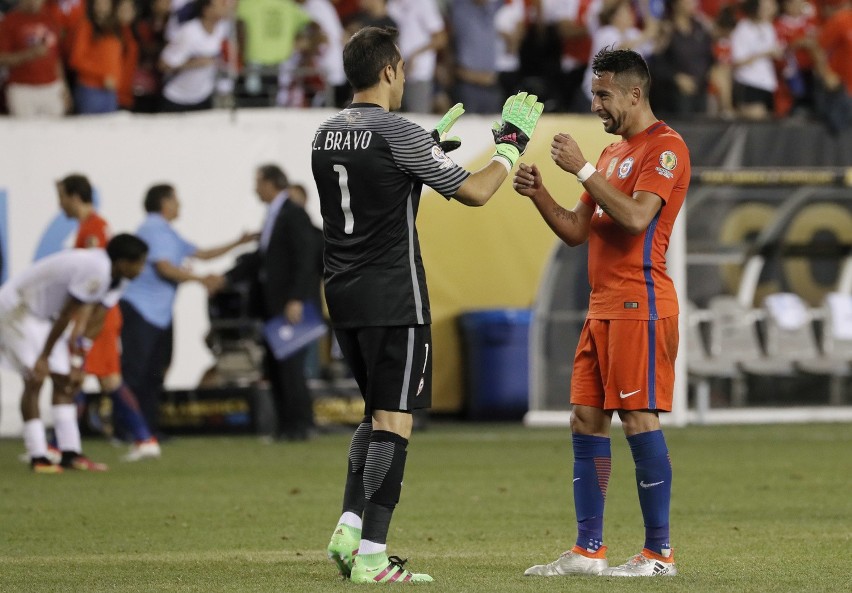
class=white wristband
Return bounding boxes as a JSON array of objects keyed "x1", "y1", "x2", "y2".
[
  {"x1": 491, "y1": 154, "x2": 513, "y2": 173},
  {"x1": 576, "y1": 162, "x2": 596, "y2": 183},
  {"x1": 70, "y1": 354, "x2": 85, "y2": 368}
]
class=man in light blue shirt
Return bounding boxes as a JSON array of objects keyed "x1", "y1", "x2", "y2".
[{"x1": 120, "y1": 183, "x2": 255, "y2": 438}]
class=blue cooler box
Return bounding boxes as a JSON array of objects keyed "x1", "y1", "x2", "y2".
[{"x1": 459, "y1": 309, "x2": 532, "y2": 420}]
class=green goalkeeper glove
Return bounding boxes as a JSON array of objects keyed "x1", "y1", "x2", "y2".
[
  {"x1": 431, "y1": 102, "x2": 465, "y2": 153},
  {"x1": 491, "y1": 92, "x2": 544, "y2": 169}
]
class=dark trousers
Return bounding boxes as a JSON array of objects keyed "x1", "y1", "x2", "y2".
[
  {"x1": 262, "y1": 343, "x2": 314, "y2": 438},
  {"x1": 119, "y1": 300, "x2": 172, "y2": 437}
]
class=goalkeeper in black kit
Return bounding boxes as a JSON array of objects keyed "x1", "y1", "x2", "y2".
[{"x1": 312, "y1": 26, "x2": 543, "y2": 584}]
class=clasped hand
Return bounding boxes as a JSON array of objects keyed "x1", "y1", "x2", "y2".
[
  {"x1": 512, "y1": 163, "x2": 543, "y2": 198},
  {"x1": 550, "y1": 133, "x2": 587, "y2": 175}
]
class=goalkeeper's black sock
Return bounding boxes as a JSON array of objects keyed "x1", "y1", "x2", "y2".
[
  {"x1": 360, "y1": 430, "x2": 408, "y2": 552},
  {"x1": 341, "y1": 416, "x2": 371, "y2": 520}
]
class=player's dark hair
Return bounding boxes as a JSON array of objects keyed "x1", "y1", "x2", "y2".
[
  {"x1": 59, "y1": 174, "x2": 93, "y2": 203},
  {"x1": 106, "y1": 233, "x2": 148, "y2": 262},
  {"x1": 258, "y1": 164, "x2": 289, "y2": 190},
  {"x1": 343, "y1": 26, "x2": 401, "y2": 91},
  {"x1": 144, "y1": 183, "x2": 175, "y2": 213},
  {"x1": 591, "y1": 47, "x2": 651, "y2": 100}
]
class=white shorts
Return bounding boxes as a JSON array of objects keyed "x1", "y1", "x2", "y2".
[
  {"x1": 0, "y1": 305, "x2": 71, "y2": 377},
  {"x1": 6, "y1": 81, "x2": 66, "y2": 118}
]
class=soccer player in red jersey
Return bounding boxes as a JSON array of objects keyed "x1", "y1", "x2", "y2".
[
  {"x1": 57, "y1": 174, "x2": 161, "y2": 462},
  {"x1": 515, "y1": 48, "x2": 690, "y2": 578}
]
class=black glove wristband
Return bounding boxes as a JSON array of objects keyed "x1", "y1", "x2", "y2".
[
  {"x1": 431, "y1": 129, "x2": 461, "y2": 153},
  {"x1": 491, "y1": 121, "x2": 530, "y2": 154}
]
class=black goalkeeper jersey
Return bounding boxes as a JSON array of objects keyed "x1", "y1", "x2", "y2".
[{"x1": 312, "y1": 103, "x2": 470, "y2": 328}]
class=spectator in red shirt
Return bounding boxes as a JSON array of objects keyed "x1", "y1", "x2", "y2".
[
  {"x1": 813, "y1": 0, "x2": 852, "y2": 131},
  {"x1": 332, "y1": 0, "x2": 360, "y2": 24},
  {"x1": 0, "y1": 0, "x2": 70, "y2": 116},
  {"x1": 774, "y1": 0, "x2": 819, "y2": 115},
  {"x1": 44, "y1": 0, "x2": 86, "y2": 63},
  {"x1": 819, "y1": 0, "x2": 852, "y2": 95},
  {"x1": 560, "y1": 0, "x2": 595, "y2": 112}
]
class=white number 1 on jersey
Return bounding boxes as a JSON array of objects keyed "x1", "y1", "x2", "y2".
[{"x1": 333, "y1": 164, "x2": 354, "y2": 234}]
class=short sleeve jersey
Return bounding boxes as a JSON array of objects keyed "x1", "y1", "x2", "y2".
[
  {"x1": 580, "y1": 121, "x2": 690, "y2": 321},
  {"x1": 0, "y1": 8, "x2": 62, "y2": 85},
  {"x1": 311, "y1": 103, "x2": 470, "y2": 328},
  {"x1": 0, "y1": 249, "x2": 112, "y2": 319},
  {"x1": 160, "y1": 18, "x2": 229, "y2": 104},
  {"x1": 44, "y1": 0, "x2": 85, "y2": 59},
  {"x1": 75, "y1": 212, "x2": 110, "y2": 248},
  {"x1": 819, "y1": 9, "x2": 852, "y2": 96}
]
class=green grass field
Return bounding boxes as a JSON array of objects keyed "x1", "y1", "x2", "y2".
[{"x1": 2, "y1": 422, "x2": 851, "y2": 593}]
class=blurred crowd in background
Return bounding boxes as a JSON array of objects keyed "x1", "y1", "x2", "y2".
[{"x1": 0, "y1": 0, "x2": 851, "y2": 126}]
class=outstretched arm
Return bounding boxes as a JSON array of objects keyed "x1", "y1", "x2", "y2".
[
  {"x1": 453, "y1": 161, "x2": 511, "y2": 207},
  {"x1": 153, "y1": 260, "x2": 223, "y2": 293},
  {"x1": 194, "y1": 231, "x2": 257, "y2": 260},
  {"x1": 451, "y1": 92, "x2": 545, "y2": 207}
]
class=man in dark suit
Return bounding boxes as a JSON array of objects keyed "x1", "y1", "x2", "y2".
[{"x1": 226, "y1": 164, "x2": 322, "y2": 441}]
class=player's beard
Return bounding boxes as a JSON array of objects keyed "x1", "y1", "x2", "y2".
[{"x1": 602, "y1": 110, "x2": 622, "y2": 135}]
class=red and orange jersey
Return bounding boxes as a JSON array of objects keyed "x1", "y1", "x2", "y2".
[
  {"x1": 68, "y1": 18, "x2": 123, "y2": 90},
  {"x1": 117, "y1": 24, "x2": 139, "y2": 109},
  {"x1": 819, "y1": 8, "x2": 852, "y2": 96},
  {"x1": 0, "y1": 8, "x2": 62, "y2": 85},
  {"x1": 75, "y1": 212, "x2": 110, "y2": 249},
  {"x1": 580, "y1": 121, "x2": 690, "y2": 321},
  {"x1": 74, "y1": 211, "x2": 121, "y2": 377},
  {"x1": 561, "y1": 0, "x2": 593, "y2": 66},
  {"x1": 44, "y1": 0, "x2": 86, "y2": 61},
  {"x1": 775, "y1": 9, "x2": 819, "y2": 70}
]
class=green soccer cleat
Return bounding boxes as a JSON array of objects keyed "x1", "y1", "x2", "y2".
[
  {"x1": 350, "y1": 552, "x2": 433, "y2": 584},
  {"x1": 327, "y1": 524, "x2": 360, "y2": 577}
]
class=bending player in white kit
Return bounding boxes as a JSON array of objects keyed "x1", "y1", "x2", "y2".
[{"x1": 0, "y1": 234, "x2": 148, "y2": 473}]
